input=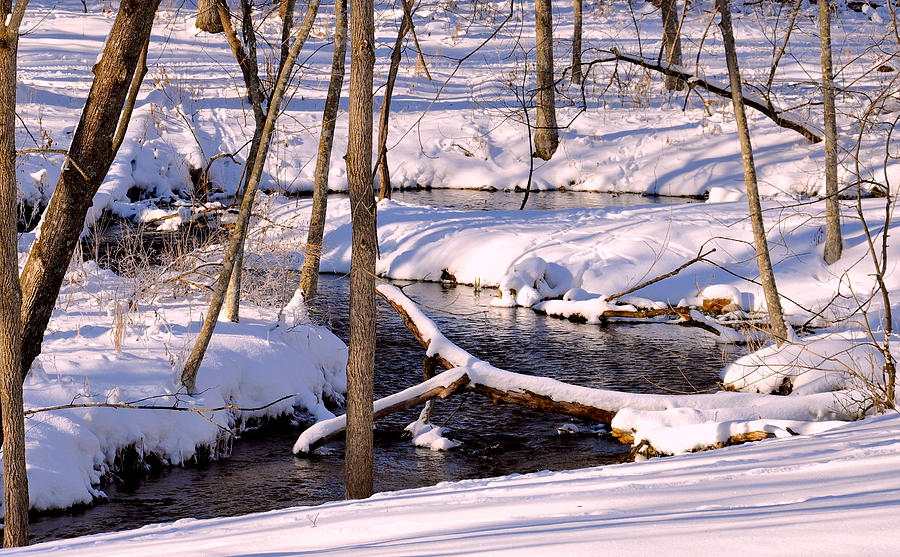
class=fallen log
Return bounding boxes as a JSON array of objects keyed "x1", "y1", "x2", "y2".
[
  {"x1": 292, "y1": 285, "x2": 851, "y2": 455},
  {"x1": 293, "y1": 370, "x2": 472, "y2": 453},
  {"x1": 606, "y1": 49, "x2": 823, "y2": 143}
]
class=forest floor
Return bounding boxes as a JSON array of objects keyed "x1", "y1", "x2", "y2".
[{"x1": 7, "y1": 0, "x2": 900, "y2": 552}]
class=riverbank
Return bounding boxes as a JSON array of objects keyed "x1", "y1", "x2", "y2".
[{"x1": 11, "y1": 412, "x2": 900, "y2": 555}]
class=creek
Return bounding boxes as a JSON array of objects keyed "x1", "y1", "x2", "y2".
[{"x1": 30, "y1": 190, "x2": 730, "y2": 543}]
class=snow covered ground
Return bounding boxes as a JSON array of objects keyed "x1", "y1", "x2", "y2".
[
  {"x1": 11, "y1": 413, "x2": 900, "y2": 555},
  {"x1": 13, "y1": 234, "x2": 348, "y2": 512},
  {"x1": 13, "y1": 0, "x2": 899, "y2": 230}
]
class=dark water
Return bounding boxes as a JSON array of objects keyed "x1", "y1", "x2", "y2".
[{"x1": 28, "y1": 276, "x2": 736, "y2": 543}]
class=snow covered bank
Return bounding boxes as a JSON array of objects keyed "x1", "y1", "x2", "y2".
[
  {"x1": 260, "y1": 195, "x2": 900, "y2": 331},
  {"x1": 4, "y1": 247, "x2": 347, "y2": 514},
  {"x1": 12, "y1": 414, "x2": 900, "y2": 555}
]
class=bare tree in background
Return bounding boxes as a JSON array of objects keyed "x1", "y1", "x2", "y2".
[
  {"x1": 298, "y1": 0, "x2": 347, "y2": 300},
  {"x1": 572, "y1": 0, "x2": 582, "y2": 84},
  {"x1": 375, "y1": 3, "x2": 412, "y2": 200},
  {"x1": 659, "y1": 0, "x2": 684, "y2": 90},
  {"x1": 533, "y1": 0, "x2": 558, "y2": 160},
  {"x1": 716, "y1": 0, "x2": 790, "y2": 345},
  {"x1": 820, "y1": 0, "x2": 842, "y2": 264},
  {"x1": 345, "y1": 0, "x2": 377, "y2": 499},
  {"x1": 0, "y1": 1, "x2": 30, "y2": 546}
]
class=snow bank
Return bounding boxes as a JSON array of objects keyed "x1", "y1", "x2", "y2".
[
  {"x1": 6, "y1": 258, "x2": 347, "y2": 514},
  {"x1": 14, "y1": 414, "x2": 900, "y2": 555}
]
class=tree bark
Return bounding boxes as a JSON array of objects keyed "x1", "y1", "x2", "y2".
[
  {"x1": 660, "y1": 0, "x2": 684, "y2": 91},
  {"x1": 279, "y1": 0, "x2": 297, "y2": 71},
  {"x1": 0, "y1": 1, "x2": 30, "y2": 546},
  {"x1": 716, "y1": 0, "x2": 790, "y2": 345},
  {"x1": 180, "y1": 0, "x2": 323, "y2": 394},
  {"x1": 533, "y1": 0, "x2": 558, "y2": 160},
  {"x1": 345, "y1": 0, "x2": 377, "y2": 500},
  {"x1": 820, "y1": 0, "x2": 842, "y2": 264},
  {"x1": 19, "y1": 0, "x2": 162, "y2": 380},
  {"x1": 196, "y1": 0, "x2": 224, "y2": 34},
  {"x1": 297, "y1": 0, "x2": 347, "y2": 300},
  {"x1": 572, "y1": 0, "x2": 582, "y2": 84},
  {"x1": 375, "y1": 13, "x2": 410, "y2": 201}
]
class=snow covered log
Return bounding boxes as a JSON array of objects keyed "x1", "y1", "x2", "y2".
[
  {"x1": 292, "y1": 285, "x2": 853, "y2": 455},
  {"x1": 294, "y1": 370, "x2": 472, "y2": 453}
]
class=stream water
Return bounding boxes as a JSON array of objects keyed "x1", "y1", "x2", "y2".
[{"x1": 30, "y1": 190, "x2": 730, "y2": 543}]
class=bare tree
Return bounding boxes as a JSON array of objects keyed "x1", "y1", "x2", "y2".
[
  {"x1": 659, "y1": 0, "x2": 684, "y2": 90},
  {"x1": 533, "y1": 0, "x2": 558, "y2": 160},
  {"x1": 716, "y1": 0, "x2": 790, "y2": 345},
  {"x1": 820, "y1": 0, "x2": 842, "y2": 264},
  {"x1": 572, "y1": 0, "x2": 582, "y2": 84},
  {"x1": 297, "y1": 0, "x2": 347, "y2": 300},
  {"x1": 0, "y1": 1, "x2": 30, "y2": 546},
  {"x1": 345, "y1": 0, "x2": 377, "y2": 499},
  {"x1": 19, "y1": 0, "x2": 161, "y2": 386},
  {"x1": 180, "y1": 0, "x2": 323, "y2": 394},
  {"x1": 375, "y1": 4, "x2": 412, "y2": 200}
]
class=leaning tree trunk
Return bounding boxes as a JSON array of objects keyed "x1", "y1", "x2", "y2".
[
  {"x1": 19, "y1": 0, "x2": 162, "y2": 380},
  {"x1": 820, "y1": 0, "x2": 842, "y2": 264},
  {"x1": 180, "y1": 0, "x2": 323, "y2": 394},
  {"x1": 345, "y1": 0, "x2": 377, "y2": 500},
  {"x1": 660, "y1": 0, "x2": 684, "y2": 91},
  {"x1": 297, "y1": 0, "x2": 347, "y2": 301},
  {"x1": 0, "y1": 1, "x2": 30, "y2": 546},
  {"x1": 533, "y1": 0, "x2": 558, "y2": 160},
  {"x1": 375, "y1": 13, "x2": 410, "y2": 201},
  {"x1": 572, "y1": 0, "x2": 582, "y2": 84},
  {"x1": 717, "y1": 0, "x2": 790, "y2": 346},
  {"x1": 196, "y1": 0, "x2": 224, "y2": 33}
]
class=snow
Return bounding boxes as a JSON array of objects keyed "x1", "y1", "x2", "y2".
[
  {"x1": 5, "y1": 0, "x2": 900, "y2": 548},
  {"x1": 7, "y1": 252, "x2": 347, "y2": 513},
  {"x1": 11, "y1": 414, "x2": 900, "y2": 555}
]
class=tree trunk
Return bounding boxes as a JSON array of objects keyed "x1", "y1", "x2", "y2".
[
  {"x1": 0, "y1": 2, "x2": 30, "y2": 546},
  {"x1": 660, "y1": 0, "x2": 684, "y2": 91},
  {"x1": 345, "y1": 0, "x2": 377, "y2": 500},
  {"x1": 820, "y1": 0, "x2": 842, "y2": 264},
  {"x1": 180, "y1": 0, "x2": 323, "y2": 394},
  {"x1": 196, "y1": 0, "x2": 224, "y2": 34},
  {"x1": 279, "y1": 0, "x2": 297, "y2": 70},
  {"x1": 297, "y1": 0, "x2": 347, "y2": 301},
  {"x1": 716, "y1": 0, "x2": 790, "y2": 346},
  {"x1": 216, "y1": 0, "x2": 267, "y2": 323},
  {"x1": 533, "y1": 0, "x2": 558, "y2": 160},
  {"x1": 112, "y1": 33, "x2": 150, "y2": 154},
  {"x1": 572, "y1": 0, "x2": 582, "y2": 85},
  {"x1": 19, "y1": 0, "x2": 162, "y2": 380},
  {"x1": 375, "y1": 14, "x2": 410, "y2": 201}
]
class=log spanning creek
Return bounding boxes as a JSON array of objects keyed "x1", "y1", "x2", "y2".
[{"x1": 30, "y1": 275, "x2": 739, "y2": 542}]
